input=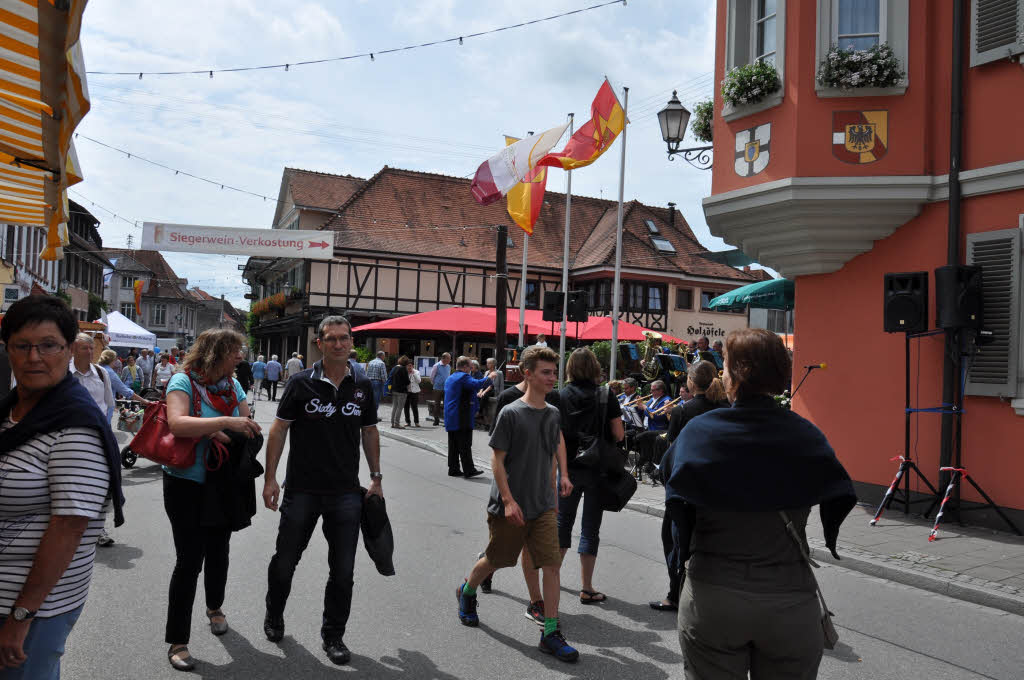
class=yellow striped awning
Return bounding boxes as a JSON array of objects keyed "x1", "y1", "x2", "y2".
[{"x1": 0, "y1": 0, "x2": 90, "y2": 261}]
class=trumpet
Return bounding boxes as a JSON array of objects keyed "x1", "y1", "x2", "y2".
[
  {"x1": 650, "y1": 396, "x2": 682, "y2": 416},
  {"x1": 621, "y1": 395, "x2": 645, "y2": 409}
]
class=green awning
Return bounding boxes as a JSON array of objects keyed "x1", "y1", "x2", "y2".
[
  {"x1": 707, "y1": 278, "x2": 794, "y2": 311},
  {"x1": 698, "y1": 248, "x2": 758, "y2": 267}
]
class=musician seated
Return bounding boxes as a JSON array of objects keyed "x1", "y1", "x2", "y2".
[
  {"x1": 637, "y1": 380, "x2": 671, "y2": 431},
  {"x1": 618, "y1": 377, "x2": 639, "y2": 404},
  {"x1": 618, "y1": 378, "x2": 645, "y2": 433}
]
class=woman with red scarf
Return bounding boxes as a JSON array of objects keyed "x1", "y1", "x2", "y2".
[{"x1": 162, "y1": 329, "x2": 261, "y2": 671}]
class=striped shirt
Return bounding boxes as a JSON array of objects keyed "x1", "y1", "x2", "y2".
[{"x1": 0, "y1": 423, "x2": 110, "y2": 618}]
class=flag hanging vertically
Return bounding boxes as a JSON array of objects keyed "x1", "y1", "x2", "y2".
[
  {"x1": 504, "y1": 136, "x2": 549, "y2": 235},
  {"x1": 133, "y1": 279, "x2": 143, "y2": 319},
  {"x1": 539, "y1": 79, "x2": 626, "y2": 171},
  {"x1": 470, "y1": 124, "x2": 568, "y2": 205}
]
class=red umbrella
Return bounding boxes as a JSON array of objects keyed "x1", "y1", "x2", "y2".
[
  {"x1": 572, "y1": 316, "x2": 684, "y2": 343},
  {"x1": 351, "y1": 307, "x2": 548, "y2": 337}
]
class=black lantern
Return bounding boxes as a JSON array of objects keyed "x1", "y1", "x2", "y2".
[{"x1": 657, "y1": 90, "x2": 713, "y2": 169}]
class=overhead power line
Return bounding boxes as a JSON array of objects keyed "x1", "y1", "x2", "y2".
[{"x1": 86, "y1": 0, "x2": 627, "y2": 77}]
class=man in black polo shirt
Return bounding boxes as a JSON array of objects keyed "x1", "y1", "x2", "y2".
[{"x1": 261, "y1": 315, "x2": 381, "y2": 665}]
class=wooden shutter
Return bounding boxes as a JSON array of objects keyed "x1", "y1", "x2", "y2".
[
  {"x1": 965, "y1": 228, "x2": 1021, "y2": 397},
  {"x1": 971, "y1": 0, "x2": 1024, "y2": 66}
]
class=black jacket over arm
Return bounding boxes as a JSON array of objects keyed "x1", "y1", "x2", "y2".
[{"x1": 664, "y1": 395, "x2": 856, "y2": 561}]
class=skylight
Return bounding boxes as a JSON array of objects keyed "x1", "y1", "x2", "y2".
[
  {"x1": 645, "y1": 219, "x2": 660, "y2": 234},
  {"x1": 651, "y1": 237, "x2": 676, "y2": 253}
]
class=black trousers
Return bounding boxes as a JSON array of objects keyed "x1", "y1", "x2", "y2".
[
  {"x1": 265, "y1": 379, "x2": 279, "y2": 400},
  {"x1": 163, "y1": 473, "x2": 232, "y2": 644},
  {"x1": 404, "y1": 392, "x2": 420, "y2": 425},
  {"x1": 447, "y1": 428, "x2": 474, "y2": 474}
]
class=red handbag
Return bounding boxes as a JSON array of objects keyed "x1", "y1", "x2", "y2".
[{"x1": 129, "y1": 380, "x2": 202, "y2": 468}]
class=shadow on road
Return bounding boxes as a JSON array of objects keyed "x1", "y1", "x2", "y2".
[
  {"x1": 189, "y1": 630, "x2": 461, "y2": 679},
  {"x1": 823, "y1": 639, "x2": 861, "y2": 663},
  {"x1": 121, "y1": 463, "x2": 164, "y2": 487},
  {"x1": 94, "y1": 544, "x2": 144, "y2": 570}
]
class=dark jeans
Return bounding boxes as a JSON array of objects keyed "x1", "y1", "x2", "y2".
[
  {"x1": 447, "y1": 428, "x2": 474, "y2": 474},
  {"x1": 404, "y1": 392, "x2": 420, "y2": 425},
  {"x1": 163, "y1": 473, "x2": 232, "y2": 644},
  {"x1": 557, "y1": 469, "x2": 604, "y2": 556},
  {"x1": 265, "y1": 379, "x2": 279, "y2": 401},
  {"x1": 266, "y1": 490, "x2": 363, "y2": 641}
]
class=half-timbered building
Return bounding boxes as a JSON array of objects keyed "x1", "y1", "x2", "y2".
[{"x1": 244, "y1": 166, "x2": 759, "y2": 361}]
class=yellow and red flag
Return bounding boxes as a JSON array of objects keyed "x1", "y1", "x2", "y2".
[
  {"x1": 504, "y1": 135, "x2": 549, "y2": 235},
  {"x1": 539, "y1": 79, "x2": 626, "y2": 171},
  {"x1": 133, "y1": 279, "x2": 143, "y2": 318}
]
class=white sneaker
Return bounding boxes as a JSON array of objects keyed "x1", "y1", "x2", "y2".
[{"x1": 97, "y1": 530, "x2": 115, "y2": 547}]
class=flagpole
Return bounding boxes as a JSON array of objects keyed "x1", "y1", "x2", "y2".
[
  {"x1": 518, "y1": 234, "x2": 529, "y2": 348},
  {"x1": 558, "y1": 113, "x2": 575, "y2": 388},
  {"x1": 609, "y1": 86, "x2": 628, "y2": 383}
]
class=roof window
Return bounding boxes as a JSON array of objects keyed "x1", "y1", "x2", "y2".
[
  {"x1": 651, "y1": 237, "x2": 676, "y2": 253},
  {"x1": 645, "y1": 219, "x2": 660, "y2": 234}
]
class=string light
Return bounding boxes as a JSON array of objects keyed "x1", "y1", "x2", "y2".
[{"x1": 85, "y1": 1, "x2": 627, "y2": 77}]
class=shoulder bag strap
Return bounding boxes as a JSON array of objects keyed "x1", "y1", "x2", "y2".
[{"x1": 779, "y1": 510, "x2": 832, "y2": 614}]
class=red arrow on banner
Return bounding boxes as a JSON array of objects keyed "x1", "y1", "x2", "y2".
[{"x1": 307, "y1": 241, "x2": 329, "y2": 249}]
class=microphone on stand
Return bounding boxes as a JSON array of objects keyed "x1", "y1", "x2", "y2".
[
  {"x1": 804, "y1": 363, "x2": 827, "y2": 370},
  {"x1": 792, "y1": 362, "x2": 826, "y2": 398}
]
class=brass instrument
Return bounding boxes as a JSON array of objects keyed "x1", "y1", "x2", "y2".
[
  {"x1": 621, "y1": 395, "x2": 645, "y2": 409},
  {"x1": 640, "y1": 330, "x2": 663, "y2": 382},
  {"x1": 650, "y1": 396, "x2": 682, "y2": 416}
]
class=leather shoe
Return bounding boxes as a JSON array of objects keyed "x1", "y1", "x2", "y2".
[
  {"x1": 464, "y1": 469, "x2": 484, "y2": 479},
  {"x1": 448, "y1": 470, "x2": 463, "y2": 477},
  {"x1": 168, "y1": 645, "x2": 196, "y2": 672},
  {"x1": 649, "y1": 600, "x2": 678, "y2": 611},
  {"x1": 264, "y1": 614, "x2": 284, "y2": 642},
  {"x1": 207, "y1": 609, "x2": 228, "y2": 636},
  {"x1": 323, "y1": 639, "x2": 352, "y2": 665}
]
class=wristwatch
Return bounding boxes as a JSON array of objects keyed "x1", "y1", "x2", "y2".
[
  {"x1": 369, "y1": 471, "x2": 383, "y2": 481},
  {"x1": 11, "y1": 607, "x2": 36, "y2": 622}
]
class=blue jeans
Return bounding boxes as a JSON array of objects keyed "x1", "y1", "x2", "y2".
[
  {"x1": 370, "y1": 380, "x2": 385, "y2": 412},
  {"x1": 266, "y1": 490, "x2": 363, "y2": 641},
  {"x1": 557, "y1": 469, "x2": 604, "y2": 556},
  {"x1": 0, "y1": 606, "x2": 83, "y2": 680}
]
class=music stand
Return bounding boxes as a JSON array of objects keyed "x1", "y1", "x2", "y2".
[{"x1": 870, "y1": 331, "x2": 941, "y2": 525}]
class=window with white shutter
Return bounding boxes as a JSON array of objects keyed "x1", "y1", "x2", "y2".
[
  {"x1": 964, "y1": 228, "x2": 1020, "y2": 397},
  {"x1": 971, "y1": 0, "x2": 1024, "y2": 66}
]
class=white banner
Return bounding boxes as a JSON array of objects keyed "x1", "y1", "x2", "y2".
[{"x1": 141, "y1": 222, "x2": 334, "y2": 259}]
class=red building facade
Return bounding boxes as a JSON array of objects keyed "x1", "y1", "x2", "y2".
[{"x1": 704, "y1": 0, "x2": 1024, "y2": 518}]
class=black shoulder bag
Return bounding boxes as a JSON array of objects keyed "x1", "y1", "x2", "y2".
[
  {"x1": 574, "y1": 387, "x2": 625, "y2": 473},
  {"x1": 780, "y1": 511, "x2": 839, "y2": 650}
]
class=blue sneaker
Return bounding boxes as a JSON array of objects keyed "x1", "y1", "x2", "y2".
[
  {"x1": 539, "y1": 628, "x2": 579, "y2": 662},
  {"x1": 457, "y1": 582, "x2": 479, "y2": 627}
]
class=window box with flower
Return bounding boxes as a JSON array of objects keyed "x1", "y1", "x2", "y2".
[
  {"x1": 721, "y1": 60, "x2": 783, "y2": 122},
  {"x1": 816, "y1": 43, "x2": 907, "y2": 98},
  {"x1": 690, "y1": 100, "x2": 714, "y2": 143}
]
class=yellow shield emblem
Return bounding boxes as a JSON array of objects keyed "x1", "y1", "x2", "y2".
[
  {"x1": 744, "y1": 140, "x2": 760, "y2": 163},
  {"x1": 844, "y1": 123, "x2": 876, "y2": 153}
]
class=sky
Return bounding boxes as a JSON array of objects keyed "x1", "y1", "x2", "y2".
[{"x1": 75, "y1": 0, "x2": 722, "y2": 311}]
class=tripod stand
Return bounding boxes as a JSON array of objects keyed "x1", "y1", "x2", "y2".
[
  {"x1": 928, "y1": 466, "x2": 1023, "y2": 540},
  {"x1": 870, "y1": 331, "x2": 940, "y2": 525}
]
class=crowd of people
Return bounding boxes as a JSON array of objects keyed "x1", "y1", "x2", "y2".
[{"x1": 0, "y1": 295, "x2": 856, "y2": 679}]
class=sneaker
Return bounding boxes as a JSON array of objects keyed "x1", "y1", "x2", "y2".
[
  {"x1": 539, "y1": 628, "x2": 579, "y2": 662},
  {"x1": 525, "y1": 600, "x2": 545, "y2": 626},
  {"x1": 480, "y1": 574, "x2": 493, "y2": 594},
  {"x1": 96, "y1": 530, "x2": 114, "y2": 547},
  {"x1": 457, "y1": 582, "x2": 479, "y2": 627}
]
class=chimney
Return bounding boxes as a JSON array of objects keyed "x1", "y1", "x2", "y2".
[{"x1": 667, "y1": 202, "x2": 676, "y2": 229}]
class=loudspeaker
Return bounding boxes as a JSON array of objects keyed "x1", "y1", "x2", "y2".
[
  {"x1": 883, "y1": 272, "x2": 928, "y2": 333},
  {"x1": 567, "y1": 291, "x2": 589, "y2": 322},
  {"x1": 542, "y1": 291, "x2": 563, "y2": 322},
  {"x1": 935, "y1": 265, "x2": 982, "y2": 330}
]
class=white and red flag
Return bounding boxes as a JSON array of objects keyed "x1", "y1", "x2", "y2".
[{"x1": 470, "y1": 123, "x2": 568, "y2": 205}]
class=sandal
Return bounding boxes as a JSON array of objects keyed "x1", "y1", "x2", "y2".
[
  {"x1": 580, "y1": 590, "x2": 607, "y2": 604},
  {"x1": 168, "y1": 645, "x2": 195, "y2": 672},
  {"x1": 207, "y1": 608, "x2": 228, "y2": 636}
]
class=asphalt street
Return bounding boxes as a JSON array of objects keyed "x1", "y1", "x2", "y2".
[{"x1": 61, "y1": 409, "x2": 1024, "y2": 679}]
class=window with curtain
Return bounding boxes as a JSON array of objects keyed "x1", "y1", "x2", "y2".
[
  {"x1": 834, "y1": 0, "x2": 882, "y2": 50},
  {"x1": 648, "y1": 285, "x2": 664, "y2": 312},
  {"x1": 755, "y1": 0, "x2": 778, "y2": 64}
]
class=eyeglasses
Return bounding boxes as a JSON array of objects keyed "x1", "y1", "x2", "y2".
[{"x1": 7, "y1": 341, "x2": 67, "y2": 356}]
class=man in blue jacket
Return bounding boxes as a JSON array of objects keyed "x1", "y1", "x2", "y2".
[{"x1": 444, "y1": 355, "x2": 491, "y2": 478}]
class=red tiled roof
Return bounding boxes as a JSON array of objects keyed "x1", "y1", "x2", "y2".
[
  {"x1": 106, "y1": 249, "x2": 192, "y2": 300},
  {"x1": 320, "y1": 167, "x2": 755, "y2": 282},
  {"x1": 272, "y1": 168, "x2": 366, "y2": 227},
  {"x1": 190, "y1": 287, "x2": 217, "y2": 301}
]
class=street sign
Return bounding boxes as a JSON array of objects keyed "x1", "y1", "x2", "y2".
[
  {"x1": 2, "y1": 285, "x2": 20, "y2": 312},
  {"x1": 141, "y1": 223, "x2": 334, "y2": 259}
]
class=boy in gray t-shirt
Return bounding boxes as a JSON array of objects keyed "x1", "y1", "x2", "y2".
[{"x1": 455, "y1": 347, "x2": 579, "y2": 662}]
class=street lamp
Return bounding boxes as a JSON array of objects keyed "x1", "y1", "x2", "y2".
[{"x1": 657, "y1": 90, "x2": 713, "y2": 170}]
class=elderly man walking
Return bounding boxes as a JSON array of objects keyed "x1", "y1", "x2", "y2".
[
  {"x1": 428, "y1": 353, "x2": 452, "y2": 426},
  {"x1": 366, "y1": 351, "x2": 388, "y2": 415},
  {"x1": 265, "y1": 355, "x2": 283, "y2": 401},
  {"x1": 137, "y1": 347, "x2": 155, "y2": 389}
]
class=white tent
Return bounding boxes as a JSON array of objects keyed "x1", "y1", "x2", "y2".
[{"x1": 101, "y1": 311, "x2": 157, "y2": 349}]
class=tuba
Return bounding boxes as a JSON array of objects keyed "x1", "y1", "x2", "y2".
[{"x1": 640, "y1": 330, "x2": 662, "y2": 381}]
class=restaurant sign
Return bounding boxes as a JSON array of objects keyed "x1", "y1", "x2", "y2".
[{"x1": 141, "y1": 223, "x2": 334, "y2": 259}]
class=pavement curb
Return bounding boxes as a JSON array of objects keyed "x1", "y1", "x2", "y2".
[{"x1": 379, "y1": 428, "x2": 1024, "y2": 617}]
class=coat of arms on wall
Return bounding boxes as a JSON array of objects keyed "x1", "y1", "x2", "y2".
[
  {"x1": 734, "y1": 123, "x2": 770, "y2": 177},
  {"x1": 832, "y1": 110, "x2": 888, "y2": 163}
]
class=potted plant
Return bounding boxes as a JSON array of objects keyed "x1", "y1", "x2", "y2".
[
  {"x1": 690, "y1": 100, "x2": 713, "y2": 142},
  {"x1": 721, "y1": 60, "x2": 781, "y2": 107},
  {"x1": 816, "y1": 43, "x2": 905, "y2": 90}
]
